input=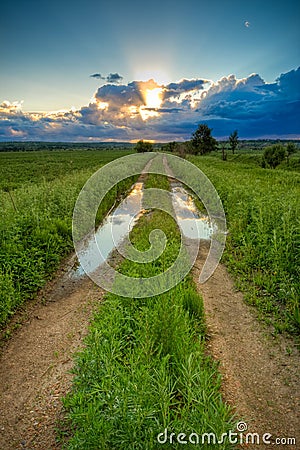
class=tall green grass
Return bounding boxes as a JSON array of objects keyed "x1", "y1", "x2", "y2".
[
  {"x1": 63, "y1": 174, "x2": 233, "y2": 449},
  {"x1": 0, "y1": 149, "x2": 134, "y2": 327},
  {"x1": 190, "y1": 155, "x2": 300, "y2": 336},
  {"x1": 0, "y1": 149, "x2": 134, "y2": 190}
]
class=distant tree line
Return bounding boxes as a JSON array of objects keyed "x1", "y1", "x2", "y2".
[
  {"x1": 155, "y1": 124, "x2": 298, "y2": 169},
  {"x1": 0, "y1": 141, "x2": 134, "y2": 152},
  {"x1": 160, "y1": 124, "x2": 240, "y2": 159}
]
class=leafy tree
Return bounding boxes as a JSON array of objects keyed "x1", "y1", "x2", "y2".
[
  {"x1": 176, "y1": 143, "x2": 188, "y2": 158},
  {"x1": 263, "y1": 144, "x2": 286, "y2": 169},
  {"x1": 191, "y1": 124, "x2": 217, "y2": 155},
  {"x1": 135, "y1": 140, "x2": 153, "y2": 153},
  {"x1": 286, "y1": 142, "x2": 297, "y2": 164},
  {"x1": 168, "y1": 141, "x2": 177, "y2": 152},
  {"x1": 218, "y1": 142, "x2": 228, "y2": 161},
  {"x1": 162, "y1": 141, "x2": 177, "y2": 152},
  {"x1": 228, "y1": 130, "x2": 239, "y2": 154}
]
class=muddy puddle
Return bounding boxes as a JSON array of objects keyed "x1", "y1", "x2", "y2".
[
  {"x1": 73, "y1": 180, "x2": 214, "y2": 277},
  {"x1": 170, "y1": 180, "x2": 214, "y2": 240}
]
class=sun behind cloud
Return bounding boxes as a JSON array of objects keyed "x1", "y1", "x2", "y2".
[
  {"x1": 145, "y1": 87, "x2": 162, "y2": 109},
  {"x1": 139, "y1": 81, "x2": 163, "y2": 120}
]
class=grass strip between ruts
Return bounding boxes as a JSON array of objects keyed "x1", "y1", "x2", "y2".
[{"x1": 62, "y1": 173, "x2": 234, "y2": 449}]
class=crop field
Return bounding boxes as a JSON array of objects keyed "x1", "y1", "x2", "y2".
[{"x1": 0, "y1": 146, "x2": 299, "y2": 448}]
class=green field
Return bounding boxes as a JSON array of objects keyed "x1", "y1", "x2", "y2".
[
  {"x1": 0, "y1": 146, "x2": 299, "y2": 332},
  {"x1": 0, "y1": 145, "x2": 299, "y2": 447},
  {"x1": 0, "y1": 148, "x2": 133, "y2": 190},
  {"x1": 0, "y1": 149, "x2": 134, "y2": 326},
  {"x1": 189, "y1": 154, "x2": 300, "y2": 335}
]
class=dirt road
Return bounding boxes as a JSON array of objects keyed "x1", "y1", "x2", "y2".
[
  {"x1": 0, "y1": 248, "x2": 299, "y2": 449},
  {"x1": 195, "y1": 243, "x2": 300, "y2": 448},
  {"x1": 0, "y1": 259, "x2": 103, "y2": 450}
]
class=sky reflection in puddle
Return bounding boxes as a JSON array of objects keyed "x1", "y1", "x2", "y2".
[{"x1": 74, "y1": 180, "x2": 213, "y2": 276}]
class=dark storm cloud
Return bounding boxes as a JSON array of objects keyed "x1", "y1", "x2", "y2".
[
  {"x1": 106, "y1": 73, "x2": 123, "y2": 83},
  {"x1": 94, "y1": 82, "x2": 143, "y2": 108},
  {"x1": 276, "y1": 67, "x2": 300, "y2": 97},
  {"x1": 164, "y1": 78, "x2": 208, "y2": 99},
  {"x1": 90, "y1": 73, "x2": 105, "y2": 80},
  {"x1": 196, "y1": 68, "x2": 300, "y2": 136},
  {"x1": 90, "y1": 73, "x2": 124, "y2": 83},
  {"x1": 156, "y1": 107, "x2": 183, "y2": 113}
]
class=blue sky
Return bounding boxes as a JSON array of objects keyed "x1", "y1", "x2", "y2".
[{"x1": 0, "y1": 0, "x2": 299, "y2": 141}]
